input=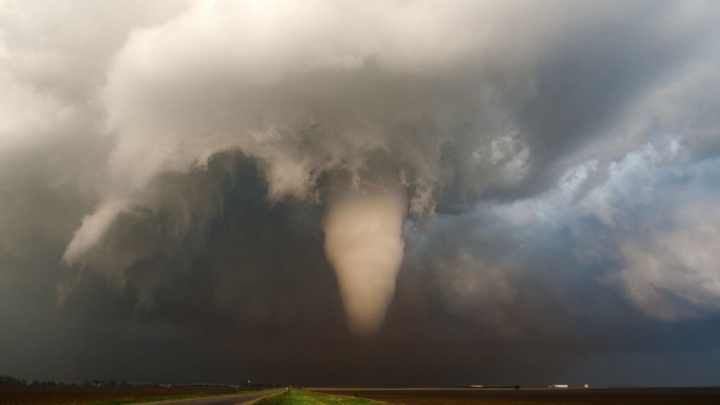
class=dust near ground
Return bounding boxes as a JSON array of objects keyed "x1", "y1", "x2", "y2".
[{"x1": 312, "y1": 387, "x2": 720, "y2": 405}]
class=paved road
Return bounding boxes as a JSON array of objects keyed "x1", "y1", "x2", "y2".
[{"x1": 144, "y1": 389, "x2": 284, "y2": 405}]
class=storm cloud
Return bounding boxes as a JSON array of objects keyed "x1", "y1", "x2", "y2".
[{"x1": 3, "y1": 0, "x2": 720, "y2": 386}]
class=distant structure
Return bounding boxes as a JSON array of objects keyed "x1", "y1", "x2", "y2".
[
  {"x1": 549, "y1": 384, "x2": 568, "y2": 388},
  {"x1": 469, "y1": 385, "x2": 483, "y2": 388},
  {"x1": 584, "y1": 384, "x2": 589, "y2": 388}
]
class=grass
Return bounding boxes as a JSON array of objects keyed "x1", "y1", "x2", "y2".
[{"x1": 252, "y1": 389, "x2": 387, "y2": 405}]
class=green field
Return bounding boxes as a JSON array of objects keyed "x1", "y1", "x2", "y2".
[{"x1": 254, "y1": 389, "x2": 386, "y2": 405}]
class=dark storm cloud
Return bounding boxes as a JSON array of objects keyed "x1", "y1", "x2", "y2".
[{"x1": 3, "y1": 0, "x2": 720, "y2": 387}]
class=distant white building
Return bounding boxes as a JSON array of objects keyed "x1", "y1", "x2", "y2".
[
  {"x1": 549, "y1": 384, "x2": 568, "y2": 388},
  {"x1": 584, "y1": 384, "x2": 589, "y2": 388}
]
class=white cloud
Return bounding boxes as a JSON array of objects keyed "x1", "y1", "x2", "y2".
[
  {"x1": 612, "y1": 201, "x2": 720, "y2": 320},
  {"x1": 579, "y1": 139, "x2": 681, "y2": 226}
]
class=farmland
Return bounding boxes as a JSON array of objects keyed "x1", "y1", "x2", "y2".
[
  {"x1": 0, "y1": 388, "x2": 384, "y2": 405},
  {"x1": 312, "y1": 387, "x2": 720, "y2": 405},
  {"x1": 4, "y1": 386, "x2": 720, "y2": 405},
  {"x1": 0, "y1": 385, "x2": 254, "y2": 405}
]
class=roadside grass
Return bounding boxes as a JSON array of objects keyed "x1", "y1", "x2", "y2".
[{"x1": 253, "y1": 389, "x2": 388, "y2": 405}]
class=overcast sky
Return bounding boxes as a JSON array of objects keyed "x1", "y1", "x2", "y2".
[{"x1": 3, "y1": 0, "x2": 720, "y2": 387}]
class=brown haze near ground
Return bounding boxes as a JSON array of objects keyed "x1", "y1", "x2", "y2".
[{"x1": 313, "y1": 387, "x2": 720, "y2": 405}]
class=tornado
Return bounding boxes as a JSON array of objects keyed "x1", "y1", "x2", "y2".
[{"x1": 323, "y1": 183, "x2": 407, "y2": 335}]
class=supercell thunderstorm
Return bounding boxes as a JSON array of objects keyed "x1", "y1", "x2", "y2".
[{"x1": 4, "y1": 0, "x2": 720, "y2": 384}]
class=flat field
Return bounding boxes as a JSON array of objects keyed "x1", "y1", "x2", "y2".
[
  {"x1": 312, "y1": 387, "x2": 720, "y2": 405},
  {"x1": 0, "y1": 385, "x2": 249, "y2": 405}
]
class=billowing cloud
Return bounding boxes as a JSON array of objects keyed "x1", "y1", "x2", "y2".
[
  {"x1": 616, "y1": 203, "x2": 720, "y2": 321},
  {"x1": 59, "y1": 0, "x2": 633, "y2": 330}
]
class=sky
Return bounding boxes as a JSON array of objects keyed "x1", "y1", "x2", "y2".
[{"x1": 2, "y1": 0, "x2": 720, "y2": 387}]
